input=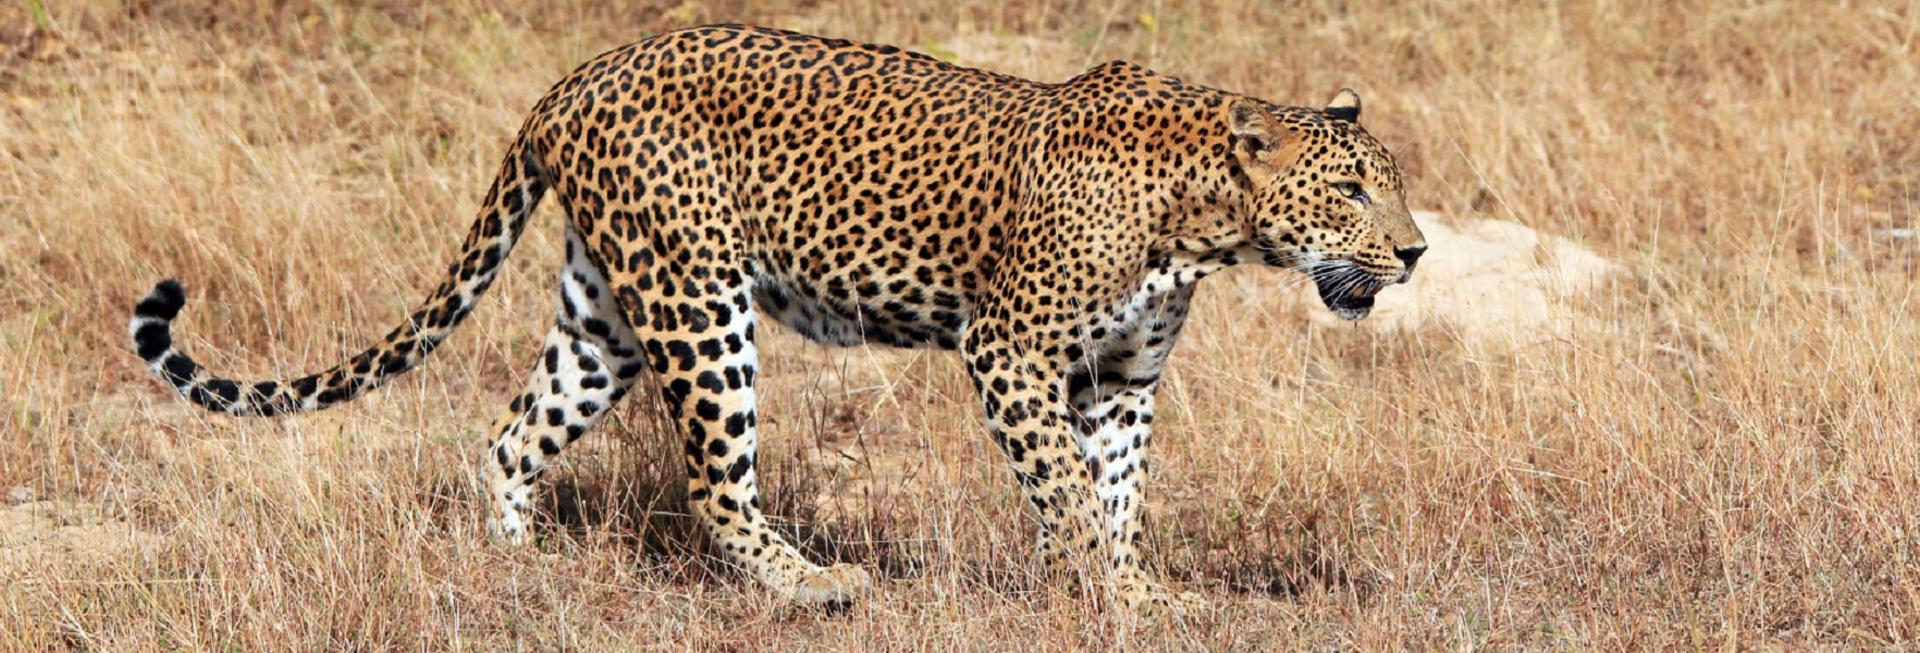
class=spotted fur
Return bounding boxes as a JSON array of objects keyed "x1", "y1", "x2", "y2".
[{"x1": 129, "y1": 25, "x2": 1426, "y2": 611}]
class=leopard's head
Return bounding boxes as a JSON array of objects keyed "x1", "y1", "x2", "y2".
[{"x1": 1227, "y1": 89, "x2": 1426, "y2": 320}]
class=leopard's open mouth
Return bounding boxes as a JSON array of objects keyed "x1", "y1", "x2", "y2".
[{"x1": 1312, "y1": 265, "x2": 1383, "y2": 321}]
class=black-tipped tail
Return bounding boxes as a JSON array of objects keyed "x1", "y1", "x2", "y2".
[
  {"x1": 131, "y1": 279, "x2": 186, "y2": 368},
  {"x1": 129, "y1": 132, "x2": 547, "y2": 417},
  {"x1": 131, "y1": 280, "x2": 322, "y2": 416},
  {"x1": 129, "y1": 279, "x2": 289, "y2": 415}
]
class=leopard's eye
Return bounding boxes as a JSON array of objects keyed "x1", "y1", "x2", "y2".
[{"x1": 1334, "y1": 182, "x2": 1370, "y2": 206}]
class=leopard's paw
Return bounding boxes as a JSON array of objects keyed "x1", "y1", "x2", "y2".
[
  {"x1": 1119, "y1": 579, "x2": 1208, "y2": 617},
  {"x1": 790, "y1": 563, "x2": 872, "y2": 614},
  {"x1": 485, "y1": 512, "x2": 531, "y2": 547}
]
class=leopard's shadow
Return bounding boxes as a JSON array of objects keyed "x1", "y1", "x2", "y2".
[
  {"x1": 524, "y1": 431, "x2": 922, "y2": 584},
  {"x1": 1153, "y1": 506, "x2": 1373, "y2": 602},
  {"x1": 530, "y1": 461, "x2": 1356, "y2": 601},
  {"x1": 425, "y1": 409, "x2": 1349, "y2": 601},
  {"x1": 1163, "y1": 547, "x2": 1362, "y2": 601}
]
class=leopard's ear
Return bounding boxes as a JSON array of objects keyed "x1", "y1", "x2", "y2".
[
  {"x1": 1228, "y1": 98, "x2": 1297, "y2": 154},
  {"x1": 1325, "y1": 88, "x2": 1361, "y2": 123},
  {"x1": 1227, "y1": 99, "x2": 1300, "y2": 183}
]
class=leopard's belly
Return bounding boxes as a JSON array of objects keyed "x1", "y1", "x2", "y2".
[{"x1": 748, "y1": 268, "x2": 972, "y2": 350}]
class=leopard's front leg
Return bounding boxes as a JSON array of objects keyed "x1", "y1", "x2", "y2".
[
  {"x1": 962, "y1": 319, "x2": 1108, "y2": 580},
  {"x1": 1066, "y1": 285, "x2": 1200, "y2": 612}
]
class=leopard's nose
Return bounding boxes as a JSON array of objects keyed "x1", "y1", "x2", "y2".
[
  {"x1": 1393, "y1": 245, "x2": 1426, "y2": 282},
  {"x1": 1394, "y1": 245, "x2": 1426, "y2": 268}
]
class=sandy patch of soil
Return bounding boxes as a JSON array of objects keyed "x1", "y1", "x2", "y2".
[
  {"x1": 1312, "y1": 211, "x2": 1619, "y2": 347},
  {"x1": 0, "y1": 497, "x2": 158, "y2": 578}
]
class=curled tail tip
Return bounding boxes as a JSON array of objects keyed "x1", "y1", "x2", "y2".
[
  {"x1": 124, "y1": 280, "x2": 316, "y2": 418},
  {"x1": 130, "y1": 279, "x2": 187, "y2": 363},
  {"x1": 135, "y1": 279, "x2": 188, "y2": 322},
  {"x1": 129, "y1": 278, "x2": 200, "y2": 392},
  {"x1": 127, "y1": 281, "x2": 254, "y2": 415}
]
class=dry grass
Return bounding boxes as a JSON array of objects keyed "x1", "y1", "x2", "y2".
[{"x1": 2, "y1": 0, "x2": 1917, "y2": 649}]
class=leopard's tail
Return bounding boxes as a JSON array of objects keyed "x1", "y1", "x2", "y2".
[{"x1": 128, "y1": 131, "x2": 548, "y2": 417}]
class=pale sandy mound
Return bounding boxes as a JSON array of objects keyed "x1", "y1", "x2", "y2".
[
  {"x1": 1310, "y1": 211, "x2": 1618, "y2": 346},
  {"x1": 0, "y1": 499, "x2": 158, "y2": 577}
]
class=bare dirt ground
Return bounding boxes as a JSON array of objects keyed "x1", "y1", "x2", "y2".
[
  {"x1": 0, "y1": 496, "x2": 157, "y2": 579},
  {"x1": 1303, "y1": 211, "x2": 1620, "y2": 347}
]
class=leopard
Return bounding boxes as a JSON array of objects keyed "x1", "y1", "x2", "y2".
[{"x1": 128, "y1": 24, "x2": 1427, "y2": 612}]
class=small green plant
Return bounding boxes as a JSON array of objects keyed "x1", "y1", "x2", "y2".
[{"x1": 29, "y1": 0, "x2": 53, "y2": 30}]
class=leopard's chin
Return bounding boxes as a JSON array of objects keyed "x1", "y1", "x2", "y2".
[
  {"x1": 1313, "y1": 267, "x2": 1380, "y2": 321},
  {"x1": 1324, "y1": 294, "x2": 1374, "y2": 321}
]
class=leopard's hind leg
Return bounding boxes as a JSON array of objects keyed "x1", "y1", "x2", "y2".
[
  {"x1": 598, "y1": 214, "x2": 869, "y2": 608},
  {"x1": 485, "y1": 229, "x2": 647, "y2": 543}
]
